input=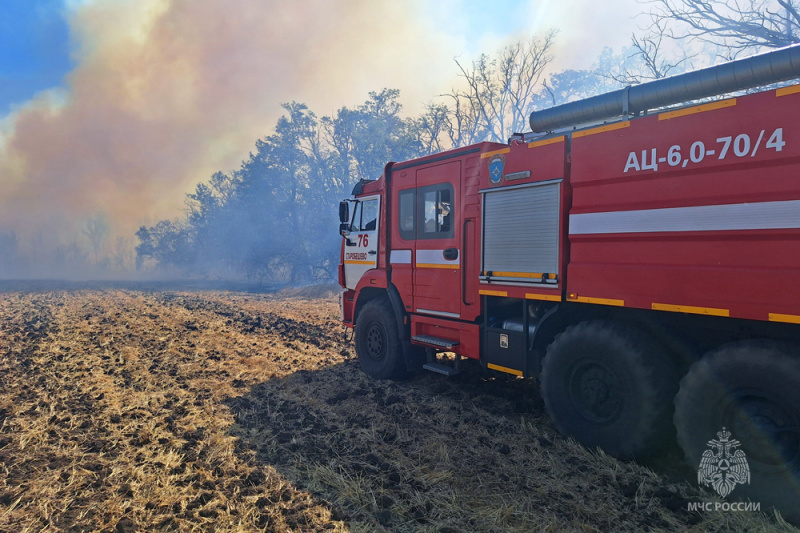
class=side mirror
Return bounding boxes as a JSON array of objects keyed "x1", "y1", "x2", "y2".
[
  {"x1": 339, "y1": 223, "x2": 351, "y2": 236},
  {"x1": 339, "y1": 201, "x2": 350, "y2": 224}
]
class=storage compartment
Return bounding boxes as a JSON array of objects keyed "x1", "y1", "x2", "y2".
[
  {"x1": 484, "y1": 327, "x2": 525, "y2": 373},
  {"x1": 481, "y1": 296, "x2": 545, "y2": 375}
]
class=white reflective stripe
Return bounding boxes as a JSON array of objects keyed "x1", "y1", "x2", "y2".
[
  {"x1": 390, "y1": 249, "x2": 412, "y2": 264},
  {"x1": 416, "y1": 308, "x2": 461, "y2": 318},
  {"x1": 416, "y1": 249, "x2": 459, "y2": 266},
  {"x1": 569, "y1": 200, "x2": 800, "y2": 235}
]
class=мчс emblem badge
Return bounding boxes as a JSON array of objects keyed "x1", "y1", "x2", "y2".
[
  {"x1": 489, "y1": 155, "x2": 504, "y2": 184},
  {"x1": 698, "y1": 427, "x2": 750, "y2": 498}
]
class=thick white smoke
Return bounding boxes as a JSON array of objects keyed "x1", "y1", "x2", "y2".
[{"x1": 0, "y1": 0, "x2": 637, "y2": 276}]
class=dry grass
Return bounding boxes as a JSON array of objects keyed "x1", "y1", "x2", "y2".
[{"x1": 0, "y1": 286, "x2": 795, "y2": 532}]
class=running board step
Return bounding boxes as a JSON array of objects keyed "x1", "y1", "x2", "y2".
[
  {"x1": 422, "y1": 362, "x2": 460, "y2": 376},
  {"x1": 412, "y1": 335, "x2": 459, "y2": 349}
]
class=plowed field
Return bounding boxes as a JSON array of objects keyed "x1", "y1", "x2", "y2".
[{"x1": 0, "y1": 285, "x2": 794, "y2": 532}]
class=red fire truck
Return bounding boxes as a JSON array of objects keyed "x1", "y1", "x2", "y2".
[{"x1": 337, "y1": 45, "x2": 800, "y2": 515}]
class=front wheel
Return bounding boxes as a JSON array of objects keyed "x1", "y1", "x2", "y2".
[
  {"x1": 541, "y1": 320, "x2": 678, "y2": 459},
  {"x1": 354, "y1": 299, "x2": 406, "y2": 380},
  {"x1": 674, "y1": 342, "x2": 800, "y2": 522}
]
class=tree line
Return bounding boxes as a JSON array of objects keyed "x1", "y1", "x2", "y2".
[
  {"x1": 132, "y1": 0, "x2": 800, "y2": 282},
  {"x1": 133, "y1": 35, "x2": 589, "y2": 282}
]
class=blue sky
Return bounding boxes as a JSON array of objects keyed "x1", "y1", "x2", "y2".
[{"x1": 0, "y1": 0, "x2": 74, "y2": 114}]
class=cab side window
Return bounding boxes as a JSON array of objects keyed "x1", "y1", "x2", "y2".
[
  {"x1": 398, "y1": 190, "x2": 415, "y2": 240},
  {"x1": 361, "y1": 199, "x2": 378, "y2": 231},
  {"x1": 418, "y1": 184, "x2": 454, "y2": 239},
  {"x1": 351, "y1": 199, "x2": 377, "y2": 232}
]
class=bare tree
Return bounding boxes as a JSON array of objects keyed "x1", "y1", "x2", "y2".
[
  {"x1": 415, "y1": 103, "x2": 450, "y2": 154},
  {"x1": 443, "y1": 31, "x2": 557, "y2": 145},
  {"x1": 441, "y1": 91, "x2": 485, "y2": 147},
  {"x1": 644, "y1": 0, "x2": 800, "y2": 53},
  {"x1": 111, "y1": 236, "x2": 135, "y2": 271},
  {"x1": 82, "y1": 214, "x2": 109, "y2": 265},
  {"x1": 619, "y1": 17, "x2": 696, "y2": 82},
  {"x1": 612, "y1": 1, "x2": 799, "y2": 90}
]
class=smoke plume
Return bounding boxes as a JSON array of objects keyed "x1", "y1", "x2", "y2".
[
  {"x1": 0, "y1": 0, "x2": 638, "y2": 276},
  {"x1": 0, "y1": 0, "x2": 463, "y2": 272}
]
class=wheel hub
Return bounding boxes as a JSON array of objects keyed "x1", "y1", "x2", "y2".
[
  {"x1": 365, "y1": 323, "x2": 386, "y2": 361},
  {"x1": 569, "y1": 363, "x2": 622, "y2": 424}
]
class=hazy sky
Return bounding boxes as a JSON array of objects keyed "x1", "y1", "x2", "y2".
[{"x1": 0, "y1": 0, "x2": 641, "y2": 248}]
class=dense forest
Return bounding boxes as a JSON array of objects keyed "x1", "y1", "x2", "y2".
[{"x1": 132, "y1": 0, "x2": 799, "y2": 282}]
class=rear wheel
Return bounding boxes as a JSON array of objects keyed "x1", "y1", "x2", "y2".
[
  {"x1": 674, "y1": 342, "x2": 800, "y2": 521},
  {"x1": 354, "y1": 299, "x2": 406, "y2": 380},
  {"x1": 541, "y1": 320, "x2": 678, "y2": 459}
]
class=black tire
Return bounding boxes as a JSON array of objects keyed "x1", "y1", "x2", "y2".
[
  {"x1": 354, "y1": 299, "x2": 406, "y2": 380},
  {"x1": 675, "y1": 342, "x2": 800, "y2": 522},
  {"x1": 541, "y1": 320, "x2": 678, "y2": 459}
]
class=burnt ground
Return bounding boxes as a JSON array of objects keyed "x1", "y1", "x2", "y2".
[{"x1": 0, "y1": 286, "x2": 795, "y2": 532}]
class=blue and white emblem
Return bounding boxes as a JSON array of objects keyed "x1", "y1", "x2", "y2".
[{"x1": 489, "y1": 156, "x2": 504, "y2": 184}]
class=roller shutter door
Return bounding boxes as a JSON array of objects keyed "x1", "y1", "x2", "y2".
[{"x1": 482, "y1": 182, "x2": 560, "y2": 282}]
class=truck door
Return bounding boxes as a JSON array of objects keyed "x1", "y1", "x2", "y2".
[
  {"x1": 413, "y1": 162, "x2": 462, "y2": 317},
  {"x1": 343, "y1": 195, "x2": 380, "y2": 290}
]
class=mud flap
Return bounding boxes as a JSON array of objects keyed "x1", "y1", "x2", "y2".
[{"x1": 386, "y1": 284, "x2": 421, "y2": 372}]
